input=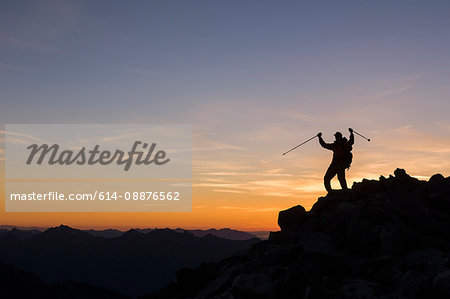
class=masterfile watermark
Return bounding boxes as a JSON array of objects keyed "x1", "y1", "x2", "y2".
[
  {"x1": 26, "y1": 141, "x2": 170, "y2": 171},
  {"x1": 4, "y1": 124, "x2": 192, "y2": 212}
]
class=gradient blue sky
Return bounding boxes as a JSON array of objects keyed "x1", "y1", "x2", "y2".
[{"x1": 1, "y1": 1, "x2": 450, "y2": 229}]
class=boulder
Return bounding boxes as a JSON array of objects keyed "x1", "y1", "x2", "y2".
[
  {"x1": 277, "y1": 205, "x2": 308, "y2": 233},
  {"x1": 298, "y1": 232, "x2": 338, "y2": 256},
  {"x1": 339, "y1": 278, "x2": 378, "y2": 299},
  {"x1": 433, "y1": 270, "x2": 450, "y2": 298},
  {"x1": 232, "y1": 273, "x2": 276, "y2": 298}
]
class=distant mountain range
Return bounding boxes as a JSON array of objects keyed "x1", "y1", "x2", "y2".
[
  {"x1": 0, "y1": 225, "x2": 270, "y2": 240},
  {"x1": 86, "y1": 227, "x2": 262, "y2": 240},
  {"x1": 0, "y1": 225, "x2": 260, "y2": 297}
]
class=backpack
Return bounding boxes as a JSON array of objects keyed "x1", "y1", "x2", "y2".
[{"x1": 341, "y1": 138, "x2": 353, "y2": 169}]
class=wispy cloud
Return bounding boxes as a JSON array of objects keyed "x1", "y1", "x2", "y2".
[
  {"x1": 374, "y1": 86, "x2": 411, "y2": 98},
  {"x1": 7, "y1": 37, "x2": 63, "y2": 53},
  {"x1": 437, "y1": 121, "x2": 450, "y2": 132},
  {"x1": 219, "y1": 206, "x2": 282, "y2": 212},
  {"x1": 212, "y1": 189, "x2": 247, "y2": 194},
  {"x1": 193, "y1": 183, "x2": 245, "y2": 189},
  {"x1": 371, "y1": 72, "x2": 426, "y2": 99},
  {"x1": 0, "y1": 130, "x2": 45, "y2": 144},
  {"x1": 385, "y1": 125, "x2": 450, "y2": 154},
  {"x1": 193, "y1": 141, "x2": 247, "y2": 152},
  {"x1": 0, "y1": 131, "x2": 45, "y2": 161},
  {"x1": 125, "y1": 68, "x2": 157, "y2": 75},
  {"x1": 0, "y1": 62, "x2": 33, "y2": 73}
]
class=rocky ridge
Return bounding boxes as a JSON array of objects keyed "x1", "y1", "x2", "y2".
[{"x1": 152, "y1": 169, "x2": 450, "y2": 299}]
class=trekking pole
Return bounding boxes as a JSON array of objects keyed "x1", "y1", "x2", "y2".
[
  {"x1": 282, "y1": 135, "x2": 318, "y2": 156},
  {"x1": 353, "y1": 130, "x2": 371, "y2": 142}
]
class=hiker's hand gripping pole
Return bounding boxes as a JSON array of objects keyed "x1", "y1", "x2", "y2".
[{"x1": 282, "y1": 134, "x2": 319, "y2": 156}]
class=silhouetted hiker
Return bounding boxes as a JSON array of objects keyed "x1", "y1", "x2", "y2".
[{"x1": 317, "y1": 128, "x2": 354, "y2": 192}]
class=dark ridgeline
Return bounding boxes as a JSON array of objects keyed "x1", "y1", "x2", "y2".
[
  {"x1": 0, "y1": 228, "x2": 41, "y2": 240},
  {"x1": 0, "y1": 226, "x2": 259, "y2": 297},
  {"x1": 0, "y1": 260, "x2": 126, "y2": 299},
  {"x1": 150, "y1": 169, "x2": 450, "y2": 299},
  {"x1": 174, "y1": 228, "x2": 259, "y2": 241},
  {"x1": 0, "y1": 227, "x2": 261, "y2": 240},
  {"x1": 83, "y1": 228, "x2": 125, "y2": 238},
  {"x1": 83, "y1": 228, "x2": 259, "y2": 240}
]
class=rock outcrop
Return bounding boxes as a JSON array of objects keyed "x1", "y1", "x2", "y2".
[{"x1": 151, "y1": 169, "x2": 450, "y2": 299}]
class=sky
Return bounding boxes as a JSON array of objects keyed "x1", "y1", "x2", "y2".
[{"x1": 1, "y1": 0, "x2": 450, "y2": 231}]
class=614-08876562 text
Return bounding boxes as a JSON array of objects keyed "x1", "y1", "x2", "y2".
[{"x1": 9, "y1": 191, "x2": 181, "y2": 201}]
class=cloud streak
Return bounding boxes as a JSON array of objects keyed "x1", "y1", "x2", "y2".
[
  {"x1": 0, "y1": 62, "x2": 33, "y2": 72},
  {"x1": 7, "y1": 37, "x2": 63, "y2": 53}
]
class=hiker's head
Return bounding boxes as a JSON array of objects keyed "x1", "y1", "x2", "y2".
[{"x1": 334, "y1": 132, "x2": 343, "y2": 141}]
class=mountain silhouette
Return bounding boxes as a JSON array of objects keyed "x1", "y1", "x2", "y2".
[
  {"x1": 151, "y1": 169, "x2": 450, "y2": 299},
  {"x1": 83, "y1": 228, "x2": 124, "y2": 238},
  {"x1": 174, "y1": 228, "x2": 259, "y2": 240},
  {"x1": 0, "y1": 225, "x2": 259, "y2": 297},
  {"x1": 37, "y1": 224, "x2": 96, "y2": 240},
  {"x1": 0, "y1": 227, "x2": 41, "y2": 240},
  {"x1": 0, "y1": 259, "x2": 127, "y2": 299},
  {"x1": 82, "y1": 227, "x2": 259, "y2": 240},
  {"x1": 0, "y1": 225, "x2": 261, "y2": 240}
]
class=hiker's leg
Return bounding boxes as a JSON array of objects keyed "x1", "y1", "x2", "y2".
[
  {"x1": 324, "y1": 165, "x2": 337, "y2": 192},
  {"x1": 337, "y1": 167, "x2": 348, "y2": 190}
]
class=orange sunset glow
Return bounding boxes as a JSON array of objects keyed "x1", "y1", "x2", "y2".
[{"x1": 2, "y1": 122, "x2": 450, "y2": 231}]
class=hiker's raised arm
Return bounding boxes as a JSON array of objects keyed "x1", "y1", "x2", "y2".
[
  {"x1": 348, "y1": 128, "x2": 354, "y2": 145},
  {"x1": 318, "y1": 133, "x2": 333, "y2": 150}
]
